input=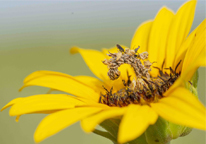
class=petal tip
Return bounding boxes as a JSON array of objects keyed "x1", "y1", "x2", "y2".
[
  {"x1": 34, "y1": 135, "x2": 41, "y2": 144},
  {"x1": 80, "y1": 120, "x2": 94, "y2": 133},
  {"x1": 15, "y1": 116, "x2": 20, "y2": 122},
  {"x1": 156, "y1": 6, "x2": 174, "y2": 16},
  {"x1": 34, "y1": 129, "x2": 45, "y2": 144},
  {"x1": 70, "y1": 46, "x2": 80, "y2": 54},
  {"x1": 1, "y1": 107, "x2": 5, "y2": 112},
  {"x1": 181, "y1": 0, "x2": 197, "y2": 10},
  {"x1": 117, "y1": 135, "x2": 128, "y2": 144},
  {"x1": 9, "y1": 108, "x2": 16, "y2": 116},
  {"x1": 1, "y1": 104, "x2": 8, "y2": 111},
  {"x1": 19, "y1": 86, "x2": 24, "y2": 92},
  {"x1": 1, "y1": 103, "x2": 13, "y2": 112},
  {"x1": 160, "y1": 6, "x2": 168, "y2": 10}
]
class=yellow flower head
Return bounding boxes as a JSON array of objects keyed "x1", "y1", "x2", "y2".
[{"x1": 2, "y1": 0, "x2": 206, "y2": 144}]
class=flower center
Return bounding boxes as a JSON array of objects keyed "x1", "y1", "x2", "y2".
[{"x1": 99, "y1": 44, "x2": 181, "y2": 107}]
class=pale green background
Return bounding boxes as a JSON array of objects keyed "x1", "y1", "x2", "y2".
[{"x1": 0, "y1": 1, "x2": 205, "y2": 144}]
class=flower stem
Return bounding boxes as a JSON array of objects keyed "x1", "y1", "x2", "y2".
[{"x1": 93, "y1": 129, "x2": 117, "y2": 143}]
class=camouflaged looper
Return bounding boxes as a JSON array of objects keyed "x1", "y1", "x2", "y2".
[{"x1": 99, "y1": 44, "x2": 181, "y2": 107}]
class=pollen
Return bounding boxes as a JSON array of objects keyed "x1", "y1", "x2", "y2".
[{"x1": 99, "y1": 44, "x2": 181, "y2": 107}]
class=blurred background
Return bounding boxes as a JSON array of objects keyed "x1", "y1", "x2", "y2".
[{"x1": 0, "y1": 1, "x2": 205, "y2": 144}]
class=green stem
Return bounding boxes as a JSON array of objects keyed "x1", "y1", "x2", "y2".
[
  {"x1": 96, "y1": 118, "x2": 174, "y2": 144},
  {"x1": 128, "y1": 133, "x2": 148, "y2": 144},
  {"x1": 100, "y1": 119, "x2": 119, "y2": 139},
  {"x1": 93, "y1": 129, "x2": 117, "y2": 143}
]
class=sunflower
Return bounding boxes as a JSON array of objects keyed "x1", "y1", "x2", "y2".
[{"x1": 2, "y1": 0, "x2": 206, "y2": 144}]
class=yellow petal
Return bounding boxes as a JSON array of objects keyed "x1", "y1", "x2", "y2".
[
  {"x1": 76, "y1": 102, "x2": 110, "y2": 109},
  {"x1": 151, "y1": 87, "x2": 206, "y2": 130},
  {"x1": 119, "y1": 64, "x2": 136, "y2": 82},
  {"x1": 20, "y1": 70, "x2": 99, "y2": 102},
  {"x1": 81, "y1": 107, "x2": 127, "y2": 132},
  {"x1": 174, "y1": 25, "x2": 198, "y2": 73},
  {"x1": 182, "y1": 19, "x2": 206, "y2": 75},
  {"x1": 165, "y1": 0, "x2": 197, "y2": 69},
  {"x1": 167, "y1": 87, "x2": 205, "y2": 112},
  {"x1": 168, "y1": 23, "x2": 206, "y2": 90},
  {"x1": 9, "y1": 94, "x2": 84, "y2": 116},
  {"x1": 182, "y1": 49, "x2": 206, "y2": 82},
  {"x1": 118, "y1": 104, "x2": 158, "y2": 143},
  {"x1": 74, "y1": 75, "x2": 106, "y2": 93},
  {"x1": 165, "y1": 48, "x2": 205, "y2": 95},
  {"x1": 131, "y1": 20, "x2": 153, "y2": 53},
  {"x1": 189, "y1": 19, "x2": 206, "y2": 60},
  {"x1": 147, "y1": 7, "x2": 174, "y2": 76},
  {"x1": 70, "y1": 46, "x2": 108, "y2": 81},
  {"x1": 34, "y1": 107, "x2": 103, "y2": 143},
  {"x1": 1, "y1": 96, "x2": 61, "y2": 115},
  {"x1": 1, "y1": 98, "x2": 23, "y2": 111},
  {"x1": 15, "y1": 115, "x2": 20, "y2": 122}
]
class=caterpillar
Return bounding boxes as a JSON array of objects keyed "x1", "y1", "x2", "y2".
[{"x1": 99, "y1": 44, "x2": 181, "y2": 107}]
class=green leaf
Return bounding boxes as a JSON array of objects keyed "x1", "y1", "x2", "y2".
[
  {"x1": 93, "y1": 129, "x2": 117, "y2": 143},
  {"x1": 128, "y1": 133, "x2": 148, "y2": 144},
  {"x1": 100, "y1": 119, "x2": 119, "y2": 139},
  {"x1": 191, "y1": 69, "x2": 199, "y2": 88}
]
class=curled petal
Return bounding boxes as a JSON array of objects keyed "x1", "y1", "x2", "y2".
[{"x1": 1, "y1": 98, "x2": 23, "y2": 111}]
